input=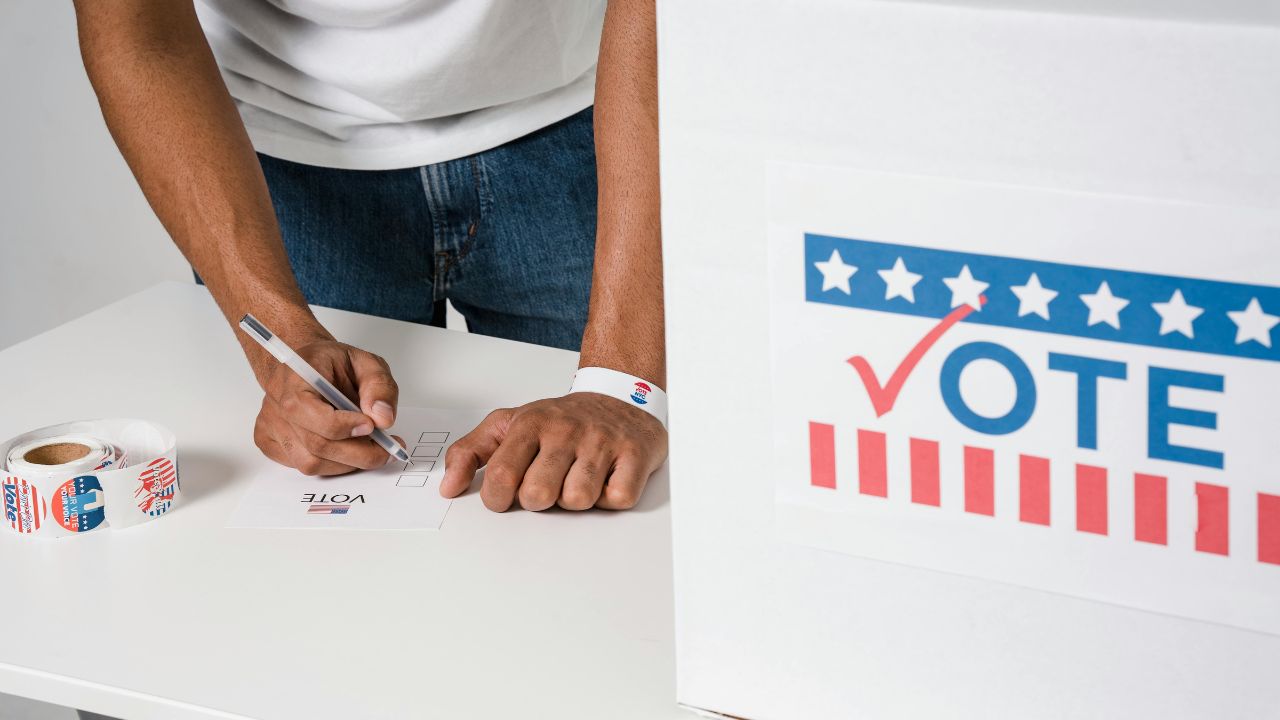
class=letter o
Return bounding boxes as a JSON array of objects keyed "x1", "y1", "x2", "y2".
[{"x1": 939, "y1": 342, "x2": 1037, "y2": 435}]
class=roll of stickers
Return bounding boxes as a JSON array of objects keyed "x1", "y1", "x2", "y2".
[{"x1": 0, "y1": 419, "x2": 179, "y2": 539}]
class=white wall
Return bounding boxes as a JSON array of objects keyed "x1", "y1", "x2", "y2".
[
  {"x1": 0, "y1": 2, "x2": 183, "y2": 714},
  {"x1": 0, "y1": 1, "x2": 190, "y2": 351}
]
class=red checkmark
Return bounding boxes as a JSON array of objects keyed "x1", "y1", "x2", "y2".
[{"x1": 848, "y1": 296, "x2": 986, "y2": 417}]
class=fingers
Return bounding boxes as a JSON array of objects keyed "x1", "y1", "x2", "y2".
[
  {"x1": 263, "y1": 352, "x2": 376, "y2": 440},
  {"x1": 519, "y1": 444, "x2": 577, "y2": 511},
  {"x1": 479, "y1": 430, "x2": 539, "y2": 512},
  {"x1": 349, "y1": 349, "x2": 398, "y2": 428},
  {"x1": 557, "y1": 442, "x2": 609, "y2": 511},
  {"x1": 257, "y1": 416, "x2": 359, "y2": 476},
  {"x1": 254, "y1": 396, "x2": 393, "y2": 476},
  {"x1": 458, "y1": 395, "x2": 667, "y2": 513},
  {"x1": 441, "y1": 409, "x2": 512, "y2": 498},
  {"x1": 281, "y1": 385, "x2": 375, "y2": 440},
  {"x1": 596, "y1": 457, "x2": 649, "y2": 511},
  {"x1": 292, "y1": 424, "x2": 395, "y2": 472},
  {"x1": 251, "y1": 340, "x2": 406, "y2": 476}
]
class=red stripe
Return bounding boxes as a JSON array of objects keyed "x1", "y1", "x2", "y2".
[
  {"x1": 1260, "y1": 493, "x2": 1280, "y2": 566},
  {"x1": 1018, "y1": 455, "x2": 1050, "y2": 526},
  {"x1": 28, "y1": 479, "x2": 38, "y2": 532},
  {"x1": 858, "y1": 429, "x2": 887, "y2": 498},
  {"x1": 1195, "y1": 483, "x2": 1229, "y2": 556},
  {"x1": 909, "y1": 438, "x2": 939, "y2": 506},
  {"x1": 1075, "y1": 465, "x2": 1108, "y2": 536},
  {"x1": 1134, "y1": 473, "x2": 1167, "y2": 545},
  {"x1": 20, "y1": 479, "x2": 39, "y2": 533},
  {"x1": 808, "y1": 422, "x2": 836, "y2": 489},
  {"x1": 964, "y1": 446, "x2": 994, "y2": 516}
]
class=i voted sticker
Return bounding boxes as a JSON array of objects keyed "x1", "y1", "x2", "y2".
[{"x1": 135, "y1": 457, "x2": 177, "y2": 517}]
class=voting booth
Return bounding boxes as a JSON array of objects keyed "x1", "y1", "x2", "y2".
[{"x1": 660, "y1": 0, "x2": 1280, "y2": 717}]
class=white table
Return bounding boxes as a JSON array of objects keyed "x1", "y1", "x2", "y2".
[{"x1": 0, "y1": 283, "x2": 688, "y2": 720}]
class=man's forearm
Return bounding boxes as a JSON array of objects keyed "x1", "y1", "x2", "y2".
[
  {"x1": 580, "y1": 0, "x2": 664, "y2": 386},
  {"x1": 74, "y1": 1, "x2": 326, "y2": 384}
]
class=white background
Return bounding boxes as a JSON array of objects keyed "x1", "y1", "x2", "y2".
[
  {"x1": 0, "y1": 0, "x2": 169, "y2": 714},
  {"x1": 0, "y1": 1, "x2": 189, "y2": 353}
]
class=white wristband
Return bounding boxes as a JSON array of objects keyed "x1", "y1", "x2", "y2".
[{"x1": 569, "y1": 367, "x2": 668, "y2": 428}]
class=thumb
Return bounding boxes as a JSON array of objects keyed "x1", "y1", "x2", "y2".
[
  {"x1": 440, "y1": 409, "x2": 512, "y2": 498},
  {"x1": 349, "y1": 349, "x2": 399, "y2": 429}
]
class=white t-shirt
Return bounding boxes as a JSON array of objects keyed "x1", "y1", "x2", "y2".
[{"x1": 194, "y1": 0, "x2": 605, "y2": 170}]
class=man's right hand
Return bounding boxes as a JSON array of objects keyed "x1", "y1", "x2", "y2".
[
  {"x1": 73, "y1": 2, "x2": 398, "y2": 477},
  {"x1": 252, "y1": 338, "x2": 402, "y2": 476}
]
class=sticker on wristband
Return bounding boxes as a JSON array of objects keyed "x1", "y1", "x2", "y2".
[
  {"x1": 569, "y1": 367, "x2": 668, "y2": 427},
  {"x1": 631, "y1": 382, "x2": 653, "y2": 405}
]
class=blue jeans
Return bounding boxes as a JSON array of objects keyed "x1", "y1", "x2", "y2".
[{"x1": 258, "y1": 107, "x2": 597, "y2": 351}]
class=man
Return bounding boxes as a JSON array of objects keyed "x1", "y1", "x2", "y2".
[{"x1": 72, "y1": 0, "x2": 665, "y2": 514}]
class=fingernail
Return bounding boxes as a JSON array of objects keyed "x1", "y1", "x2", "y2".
[
  {"x1": 372, "y1": 401, "x2": 395, "y2": 425},
  {"x1": 351, "y1": 423, "x2": 373, "y2": 437}
]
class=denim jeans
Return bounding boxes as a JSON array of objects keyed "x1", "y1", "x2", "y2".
[{"x1": 257, "y1": 107, "x2": 598, "y2": 351}]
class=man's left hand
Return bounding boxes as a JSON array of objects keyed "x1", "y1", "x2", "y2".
[{"x1": 440, "y1": 393, "x2": 667, "y2": 512}]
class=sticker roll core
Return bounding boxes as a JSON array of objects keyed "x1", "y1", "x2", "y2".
[
  {"x1": 25, "y1": 442, "x2": 89, "y2": 465},
  {"x1": 6, "y1": 434, "x2": 123, "y2": 481},
  {"x1": 1, "y1": 419, "x2": 178, "y2": 539}
]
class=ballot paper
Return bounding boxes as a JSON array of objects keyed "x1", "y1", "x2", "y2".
[{"x1": 228, "y1": 406, "x2": 487, "y2": 530}]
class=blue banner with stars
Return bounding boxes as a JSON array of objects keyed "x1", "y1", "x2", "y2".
[{"x1": 804, "y1": 233, "x2": 1280, "y2": 363}]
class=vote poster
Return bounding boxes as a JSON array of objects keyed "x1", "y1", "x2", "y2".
[{"x1": 769, "y1": 164, "x2": 1280, "y2": 634}]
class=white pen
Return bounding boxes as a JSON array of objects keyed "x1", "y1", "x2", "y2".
[{"x1": 238, "y1": 313, "x2": 410, "y2": 463}]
